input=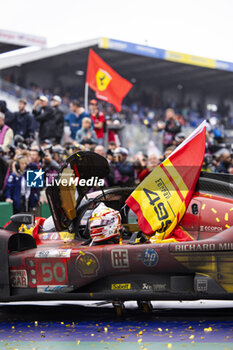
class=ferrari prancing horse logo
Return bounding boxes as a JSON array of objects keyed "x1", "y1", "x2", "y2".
[{"x1": 96, "y1": 69, "x2": 112, "y2": 91}]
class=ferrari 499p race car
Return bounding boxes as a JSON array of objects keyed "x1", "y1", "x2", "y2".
[{"x1": 1, "y1": 151, "x2": 233, "y2": 311}]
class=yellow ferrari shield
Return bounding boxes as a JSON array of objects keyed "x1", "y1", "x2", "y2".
[{"x1": 96, "y1": 69, "x2": 112, "y2": 91}]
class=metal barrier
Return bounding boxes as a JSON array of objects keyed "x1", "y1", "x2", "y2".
[{"x1": 0, "y1": 202, "x2": 13, "y2": 227}]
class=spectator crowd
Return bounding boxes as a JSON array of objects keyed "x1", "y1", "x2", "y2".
[{"x1": 0, "y1": 94, "x2": 233, "y2": 216}]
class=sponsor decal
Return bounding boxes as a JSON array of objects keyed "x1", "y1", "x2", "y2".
[
  {"x1": 111, "y1": 249, "x2": 129, "y2": 268},
  {"x1": 35, "y1": 249, "x2": 72, "y2": 258},
  {"x1": 10, "y1": 270, "x2": 28, "y2": 288},
  {"x1": 50, "y1": 232, "x2": 60, "y2": 240},
  {"x1": 141, "y1": 248, "x2": 159, "y2": 267},
  {"x1": 111, "y1": 283, "x2": 131, "y2": 290},
  {"x1": 59, "y1": 232, "x2": 75, "y2": 241},
  {"x1": 37, "y1": 285, "x2": 74, "y2": 293},
  {"x1": 196, "y1": 279, "x2": 208, "y2": 292},
  {"x1": 200, "y1": 225, "x2": 222, "y2": 232},
  {"x1": 153, "y1": 283, "x2": 166, "y2": 291},
  {"x1": 40, "y1": 232, "x2": 75, "y2": 241},
  {"x1": 142, "y1": 283, "x2": 152, "y2": 290},
  {"x1": 76, "y1": 252, "x2": 100, "y2": 277},
  {"x1": 142, "y1": 282, "x2": 166, "y2": 291},
  {"x1": 174, "y1": 242, "x2": 233, "y2": 252}
]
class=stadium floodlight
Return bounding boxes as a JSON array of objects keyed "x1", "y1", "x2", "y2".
[
  {"x1": 207, "y1": 104, "x2": 217, "y2": 112},
  {"x1": 75, "y1": 70, "x2": 84, "y2": 76}
]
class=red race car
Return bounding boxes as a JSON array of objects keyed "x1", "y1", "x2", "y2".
[{"x1": 2, "y1": 151, "x2": 233, "y2": 313}]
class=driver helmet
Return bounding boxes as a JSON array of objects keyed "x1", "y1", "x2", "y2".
[{"x1": 89, "y1": 203, "x2": 122, "y2": 242}]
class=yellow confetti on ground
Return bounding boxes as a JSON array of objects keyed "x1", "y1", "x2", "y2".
[
  {"x1": 204, "y1": 327, "x2": 212, "y2": 332},
  {"x1": 167, "y1": 344, "x2": 172, "y2": 348},
  {"x1": 211, "y1": 208, "x2": 217, "y2": 214},
  {"x1": 104, "y1": 327, "x2": 108, "y2": 333},
  {"x1": 226, "y1": 224, "x2": 230, "y2": 229},
  {"x1": 79, "y1": 251, "x2": 85, "y2": 255},
  {"x1": 216, "y1": 218, "x2": 220, "y2": 223},
  {"x1": 139, "y1": 331, "x2": 143, "y2": 335},
  {"x1": 138, "y1": 339, "x2": 142, "y2": 343},
  {"x1": 225, "y1": 213, "x2": 229, "y2": 221},
  {"x1": 11, "y1": 326, "x2": 15, "y2": 329},
  {"x1": 158, "y1": 328, "x2": 162, "y2": 332},
  {"x1": 34, "y1": 322, "x2": 38, "y2": 327},
  {"x1": 189, "y1": 335, "x2": 195, "y2": 339},
  {"x1": 91, "y1": 334, "x2": 94, "y2": 336},
  {"x1": 201, "y1": 204, "x2": 206, "y2": 210},
  {"x1": 230, "y1": 208, "x2": 233, "y2": 212},
  {"x1": 61, "y1": 322, "x2": 64, "y2": 325},
  {"x1": 77, "y1": 340, "x2": 80, "y2": 345}
]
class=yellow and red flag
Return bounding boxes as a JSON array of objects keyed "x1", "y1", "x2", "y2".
[
  {"x1": 126, "y1": 121, "x2": 206, "y2": 241},
  {"x1": 86, "y1": 49, "x2": 132, "y2": 112}
]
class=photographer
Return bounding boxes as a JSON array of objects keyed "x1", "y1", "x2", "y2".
[
  {"x1": 13, "y1": 99, "x2": 34, "y2": 140},
  {"x1": 51, "y1": 96, "x2": 64, "y2": 144},
  {"x1": 110, "y1": 147, "x2": 134, "y2": 187},
  {"x1": 5, "y1": 155, "x2": 40, "y2": 213},
  {"x1": 32, "y1": 96, "x2": 55, "y2": 143},
  {"x1": 41, "y1": 148, "x2": 60, "y2": 185}
]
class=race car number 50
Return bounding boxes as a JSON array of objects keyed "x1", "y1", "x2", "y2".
[{"x1": 38, "y1": 261, "x2": 68, "y2": 285}]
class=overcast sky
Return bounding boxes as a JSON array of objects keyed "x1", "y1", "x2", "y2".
[{"x1": 1, "y1": 0, "x2": 233, "y2": 62}]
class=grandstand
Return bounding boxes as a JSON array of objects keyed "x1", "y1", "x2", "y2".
[
  {"x1": 0, "y1": 29, "x2": 46, "y2": 53},
  {"x1": 1, "y1": 36, "x2": 233, "y2": 113}
]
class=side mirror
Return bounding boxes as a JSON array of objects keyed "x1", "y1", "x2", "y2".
[
  {"x1": 10, "y1": 214, "x2": 35, "y2": 226},
  {"x1": 4, "y1": 213, "x2": 35, "y2": 232}
]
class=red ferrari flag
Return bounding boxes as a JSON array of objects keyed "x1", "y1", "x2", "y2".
[
  {"x1": 126, "y1": 121, "x2": 206, "y2": 241},
  {"x1": 86, "y1": 49, "x2": 133, "y2": 112}
]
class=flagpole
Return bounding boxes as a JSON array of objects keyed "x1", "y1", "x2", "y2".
[{"x1": 84, "y1": 82, "x2": 89, "y2": 112}]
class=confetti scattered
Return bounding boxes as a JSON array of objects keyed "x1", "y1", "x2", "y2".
[
  {"x1": 225, "y1": 213, "x2": 229, "y2": 221},
  {"x1": 104, "y1": 327, "x2": 108, "y2": 333},
  {"x1": 189, "y1": 335, "x2": 194, "y2": 339},
  {"x1": 158, "y1": 328, "x2": 162, "y2": 332},
  {"x1": 211, "y1": 208, "x2": 217, "y2": 213},
  {"x1": 167, "y1": 344, "x2": 172, "y2": 348},
  {"x1": 201, "y1": 204, "x2": 206, "y2": 210},
  {"x1": 204, "y1": 327, "x2": 213, "y2": 332},
  {"x1": 230, "y1": 208, "x2": 233, "y2": 212},
  {"x1": 77, "y1": 340, "x2": 80, "y2": 345},
  {"x1": 34, "y1": 321, "x2": 38, "y2": 327},
  {"x1": 138, "y1": 339, "x2": 142, "y2": 343},
  {"x1": 216, "y1": 218, "x2": 220, "y2": 223},
  {"x1": 226, "y1": 224, "x2": 230, "y2": 229}
]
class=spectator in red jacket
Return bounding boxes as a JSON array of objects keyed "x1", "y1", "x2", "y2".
[{"x1": 89, "y1": 99, "x2": 105, "y2": 145}]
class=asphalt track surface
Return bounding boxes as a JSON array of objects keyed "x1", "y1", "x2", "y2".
[{"x1": 0, "y1": 301, "x2": 233, "y2": 349}]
